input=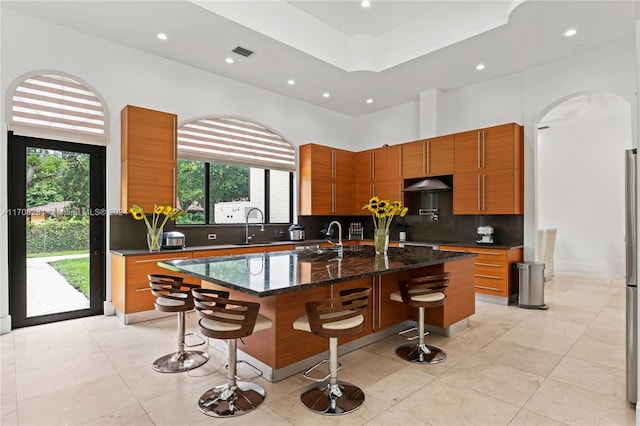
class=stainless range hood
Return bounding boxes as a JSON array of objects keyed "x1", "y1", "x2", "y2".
[{"x1": 403, "y1": 178, "x2": 451, "y2": 192}]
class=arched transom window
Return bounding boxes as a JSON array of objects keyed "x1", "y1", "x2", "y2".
[
  {"x1": 10, "y1": 73, "x2": 106, "y2": 144},
  {"x1": 175, "y1": 117, "x2": 296, "y2": 225}
]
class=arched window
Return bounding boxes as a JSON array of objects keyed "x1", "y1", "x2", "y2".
[
  {"x1": 176, "y1": 117, "x2": 296, "y2": 225},
  {"x1": 9, "y1": 73, "x2": 107, "y2": 145}
]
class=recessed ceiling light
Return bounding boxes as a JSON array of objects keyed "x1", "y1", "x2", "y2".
[
  {"x1": 323, "y1": 93, "x2": 330, "y2": 98},
  {"x1": 366, "y1": 99, "x2": 373, "y2": 104},
  {"x1": 225, "y1": 57, "x2": 234, "y2": 64},
  {"x1": 361, "y1": 0, "x2": 371, "y2": 7},
  {"x1": 287, "y1": 79, "x2": 295, "y2": 85},
  {"x1": 476, "y1": 63, "x2": 485, "y2": 71},
  {"x1": 157, "y1": 33, "x2": 168, "y2": 41},
  {"x1": 564, "y1": 28, "x2": 577, "y2": 37}
]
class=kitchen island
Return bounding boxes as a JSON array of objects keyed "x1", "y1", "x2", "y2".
[{"x1": 159, "y1": 245, "x2": 476, "y2": 381}]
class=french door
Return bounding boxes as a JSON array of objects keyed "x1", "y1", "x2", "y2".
[{"x1": 7, "y1": 132, "x2": 106, "y2": 328}]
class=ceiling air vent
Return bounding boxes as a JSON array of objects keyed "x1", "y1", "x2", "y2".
[{"x1": 232, "y1": 46, "x2": 254, "y2": 57}]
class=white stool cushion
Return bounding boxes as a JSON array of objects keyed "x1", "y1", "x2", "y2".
[
  {"x1": 293, "y1": 311, "x2": 364, "y2": 333},
  {"x1": 156, "y1": 293, "x2": 188, "y2": 307},
  {"x1": 201, "y1": 313, "x2": 273, "y2": 333},
  {"x1": 390, "y1": 290, "x2": 445, "y2": 303}
]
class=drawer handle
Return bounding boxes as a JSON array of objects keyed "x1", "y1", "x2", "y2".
[
  {"x1": 135, "y1": 288, "x2": 152, "y2": 292},
  {"x1": 475, "y1": 274, "x2": 502, "y2": 280},
  {"x1": 470, "y1": 251, "x2": 501, "y2": 256},
  {"x1": 476, "y1": 262, "x2": 501, "y2": 267},
  {"x1": 476, "y1": 285, "x2": 501, "y2": 291},
  {"x1": 135, "y1": 256, "x2": 190, "y2": 263}
]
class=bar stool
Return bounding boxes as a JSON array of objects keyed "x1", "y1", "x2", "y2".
[
  {"x1": 192, "y1": 288, "x2": 273, "y2": 418},
  {"x1": 148, "y1": 274, "x2": 209, "y2": 373},
  {"x1": 390, "y1": 272, "x2": 450, "y2": 364},
  {"x1": 293, "y1": 288, "x2": 371, "y2": 415}
]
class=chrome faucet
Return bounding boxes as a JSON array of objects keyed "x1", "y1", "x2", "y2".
[
  {"x1": 245, "y1": 207, "x2": 265, "y2": 244},
  {"x1": 326, "y1": 220, "x2": 343, "y2": 249}
]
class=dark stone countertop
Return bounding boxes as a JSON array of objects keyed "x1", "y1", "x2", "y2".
[
  {"x1": 158, "y1": 244, "x2": 476, "y2": 297},
  {"x1": 110, "y1": 239, "x2": 522, "y2": 257}
]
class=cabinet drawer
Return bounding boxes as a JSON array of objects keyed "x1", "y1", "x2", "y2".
[
  {"x1": 468, "y1": 248, "x2": 508, "y2": 262},
  {"x1": 474, "y1": 261, "x2": 508, "y2": 281},
  {"x1": 124, "y1": 253, "x2": 193, "y2": 313},
  {"x1": 474, "y1": 275, "x2": 508, "y2": 295}
]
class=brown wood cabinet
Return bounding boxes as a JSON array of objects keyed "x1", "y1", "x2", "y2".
[
  {"x1": 299, "y1": 144, "x2": 354, "y2": 215},
  {"x1": 453, "y1": 123, "x2": 523, "y2": 215},
  {"x1": 120, "y1": 105, "x2": 177, "y2": 211},
  {"x1": 402, "y1": 135, "x2": 454, "y2": 178},
  {"x1": 111, "y1": 251, "x2": 193, "y2": 315},
  {"x1": 354, "y1": 145, "x2": 403, "y2": 213},
  {"x1": 439, "y1": 245, "x2": 523, "y2": 298}
]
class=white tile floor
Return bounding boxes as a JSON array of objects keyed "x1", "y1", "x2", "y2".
[{"x1": 1, "y1": 274, "x2": 636, "y2": 425}]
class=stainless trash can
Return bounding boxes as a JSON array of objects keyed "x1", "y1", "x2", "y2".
[{"x1": 515, "y1": 262, "x2": 548, "y2": 310}]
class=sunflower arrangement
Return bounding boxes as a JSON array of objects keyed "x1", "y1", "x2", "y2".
[
  {"x1": 129, "y1": 204, "x2": 183, "y2": 250},
  {"x1": 362, "y1": 196, "x2": 408, "y2": 231}
]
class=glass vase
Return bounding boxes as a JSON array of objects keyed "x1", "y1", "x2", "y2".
[
  {"x1": 147, "y1": 228, "x2": 163, "y2": 252},
  {"x1": 374, "y1": 228, "x2": 389, "y2": 255}
]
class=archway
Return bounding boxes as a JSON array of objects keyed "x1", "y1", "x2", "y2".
[{"x1": 535, "y1": 91, "x2": 631, "y2": 279}]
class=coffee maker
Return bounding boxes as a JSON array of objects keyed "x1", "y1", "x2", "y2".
[{"x1": 476, "y1": 225, "x2": 495, "y2": 244}]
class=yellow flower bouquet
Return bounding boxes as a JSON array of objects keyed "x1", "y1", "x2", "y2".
[
  {"x1": 129, "y1": 204, "x2": 183, "y2": 251},
  {"x1": 362, "y1": 196, "x2": 408, "y2": 254}
]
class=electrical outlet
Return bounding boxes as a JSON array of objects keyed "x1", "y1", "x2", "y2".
[{"x1": 208, "y1": 233, "x2": 216, "y2": 240}]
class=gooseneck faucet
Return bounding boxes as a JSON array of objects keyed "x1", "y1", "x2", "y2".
[
  {"x1": 326, "y1": 220, "x2": 343, "y2": 249},
  {"x1": 245, "y1": 207, "x2": 265, "y2": 244}
]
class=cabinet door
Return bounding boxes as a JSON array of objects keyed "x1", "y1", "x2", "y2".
[
  {"x1": 454, "y1": 129, "x2": 482, "y2": 173},
  {"x1": 454, "y1": 123, "x2": 520, "y2": 173},
  {"x1": 385, "y1": 145, "x2": 403, "y2": 180},
  {"x1": 402, "y1": 140, "x2": 425, "y2": 178},
  {"x1": 453, "y1": 172, "x2": 481, "y2": 214},
  {"x1": 299, "y1": 178, "x2": 332, "y2": 215},
  {"x1": 383, "y1": 179, "x2": 404, "y2": 204},
  {"x1": 334, "y1": 148, "x2": 354, "y2": 182},
  {"x1": 121, "y1": 105, "x2": 176, "y2": 164},
  {"x1": 334, "y1": 181, "x2": 353, "y2": 215},
  {"x1": 483, "y1": 169, "x2": 517, "y2": 214},
  {"x1": 355, "y1": 150, "x2": 374, "y2": 183},
  {"x1": 299, "y1": 144, "x2": 332, "y2": 181},
  {"x1": 482, "y1": 123, "x2": 518, "y2": 172},
  {"x1": 354, "y1": 181, "x2": 374, "y2": 214},
  {"x1": 426, "y1": 135, "x2": 454, "y2": 176},
  {"x1": 122, "y1": 159, "x2": 175, "y2": 211}
]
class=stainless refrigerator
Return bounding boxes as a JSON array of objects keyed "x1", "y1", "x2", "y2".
[{"x1": 626, "y1": 148, "x2": 637, "y2": 403}]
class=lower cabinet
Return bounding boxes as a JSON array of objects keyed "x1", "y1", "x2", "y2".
[
  {"x1": 111, "y1": 252, "x2": 193, "y2": 315},
  {"x1": 439, "y1": 245, "x2": 523, "y2": 298}
]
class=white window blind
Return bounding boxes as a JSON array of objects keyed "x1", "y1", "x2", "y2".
[
  {"x1": 11, "y1": 74, "x2": 106, "y2": 143},
  {"x1": 177, "y1": 117, "x2": 296, "y2": 172}
]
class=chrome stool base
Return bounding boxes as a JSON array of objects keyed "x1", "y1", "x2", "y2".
[
  {"x1": 152, "y1": 350, "x2": 210, "y2": 373},
  {"x1": 396, "y1": 343, "x2": 446, "y2": 364},
  {"x1": 300, "y1": 381, "x2": 365, "y2": 415},
  {"x1": 197, "y1": 381, "x2": 266, "y2": 417}
]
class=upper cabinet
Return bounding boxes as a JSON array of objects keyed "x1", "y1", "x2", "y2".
[
  {"x1": 454, "y1": 123, "x2": 522, "y2": 173},
  {"x1": 402, "y1": 135, "x2": 454, "y2": 178},
  {"x1": 453, "y1": 123, "x2": 523, "y2": 215},
  {"x1": 354, "y1": 145, "x2": 403, "y2": 211},
  {"x1": 299, "y1": 144, "x2": 354, "y2": 215},
  {"x1": 120, "y1": 105, "x2": 177, "y2": 211}
]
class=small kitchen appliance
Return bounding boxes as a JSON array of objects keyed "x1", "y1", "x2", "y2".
[
  {"x1": 162, "y1": 231, "x2": 186, "y2": 249},
  {"x1": 288, "y1": 224, "x2": 305, "y2": 241},
  {"x1": 476, "y1": 225, "x2": 494, "y2": 244}
]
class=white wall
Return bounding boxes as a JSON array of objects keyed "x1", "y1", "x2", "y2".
[{"x1": 537, "y1": 104, "x2": 631, "y2": 278}]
